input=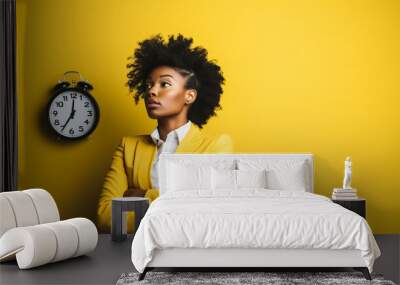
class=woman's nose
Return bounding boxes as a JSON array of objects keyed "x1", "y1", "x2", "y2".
[{"x1": 149, "y1": 86, "x2": 159, "y2": 97}]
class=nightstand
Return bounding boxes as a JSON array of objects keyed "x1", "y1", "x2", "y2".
[
  {"x1": 111, "y1": 197, "x2": 149, "y2": 241},
  {"x1": 332, "y1": 197, "x2": 366, "y2": 218}
]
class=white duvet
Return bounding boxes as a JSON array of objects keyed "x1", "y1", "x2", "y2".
[{"x1": 131, "y1": 189, "x2": 380, "y2": 273}]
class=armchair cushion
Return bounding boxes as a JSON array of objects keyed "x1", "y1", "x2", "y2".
[
  {"x1": 0, "y1": 189, "x2": 98, "y2": 269},
  {"x1": 0, "y1": 218, "x2": 98, "y2": 269}
]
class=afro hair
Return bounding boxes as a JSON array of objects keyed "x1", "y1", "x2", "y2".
[{"x1": 126, "y1": 33, "x2": 225, "y2": 129}]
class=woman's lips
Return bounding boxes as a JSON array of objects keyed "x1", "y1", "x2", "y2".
[{"x1": 147, "y1": 103, "x2": 160, "y2": 108}]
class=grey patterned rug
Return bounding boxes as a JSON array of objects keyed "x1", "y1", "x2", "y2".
[{"x1": 116, "y1": 271, "x2": 396, "y2": 285}]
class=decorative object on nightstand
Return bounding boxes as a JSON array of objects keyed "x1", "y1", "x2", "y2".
[
  {"x1": 332, "y1": 156, "x2": 365, "y2": 217},
  {"x1": 332, "y1": 188, "x2": 358, "y2": 200},
  {"x1": 111, "y1": 197, "x2": 149, "y2": 242},
  {"x1": 332, "y1": 156, "x2": 358, "y2": 200},
  {"x1": 342, "y1": 156, "x2": 352, "y2": 189},
  {"x1": 332, "y1": 197, "x2": 366, "y2": 218}
]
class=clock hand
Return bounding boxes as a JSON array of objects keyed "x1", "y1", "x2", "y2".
[
  {"x1": 71, "y1": 99, "x2": 76, "y2": 118},
  {"x1": 71, "y1": 108, "x2": 76, "y2": 119},
  {"x1": 61, "y1": 99, "x2": 75, "y2": 131},
  {"x1": 61, "y1": 116, "x2": 72, "y2": 131}
]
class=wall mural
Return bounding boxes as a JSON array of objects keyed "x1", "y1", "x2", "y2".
[{"x1": 97, "y1": 34, "x2": 233, "y2": 233}]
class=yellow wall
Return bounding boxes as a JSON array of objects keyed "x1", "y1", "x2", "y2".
[{"x1": 16, "y1": 0, "x2": 400, "y2": 233}]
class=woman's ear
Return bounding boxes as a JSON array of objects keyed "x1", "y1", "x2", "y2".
[{"x1": 185, "y1": 89, "x2": 197, "y2": 105}]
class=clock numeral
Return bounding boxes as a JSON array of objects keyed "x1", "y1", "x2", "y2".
[
  {"x1": 70, "y1": 93, "x2": 77, "y2": 99},
  {"x1": 84, "y1": 102, "x2": 90, "y2": 108},
  {"x1": 63, "y1": 95, "x2": 68, "y2": 102},
  {"x1": 84, "y1": 119, "x2": 89, "y2": 125},
  {"x1": 79, "y1": 95, "x2": 83, "y2": 100},
  {"x1": 56, "y1": 101, "x2": 64, "y2": 107},
  {"x1": 54, "y1": 119, "x2": 60, "y2": 126},
  {"x1": 87, "y1": 110, "x2": 93, "y2": 116},
  {"x1": 69, "y1": 128, "x2": 74, "y2": 135},
  {"x1": 53, "y1": 110, "x2": 58, "y2": 116},
  {"x1": 79, "y1": 126, "x2": 84, "y2": 132}
]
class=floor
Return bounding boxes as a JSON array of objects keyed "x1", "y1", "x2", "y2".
[
  {"x1": 0, "y1": 235, "x2": 135, "y2": 285},
  {"x1": 374, "y1": 234, "x2": 400, "y2": 284},
  {"x1": 0, "y1": 234, "x2": 399, "y2": 285}
]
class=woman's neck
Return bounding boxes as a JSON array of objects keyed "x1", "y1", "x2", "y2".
[{"x1": 157, "y1": 117, "x2": 189, "y2": 141}]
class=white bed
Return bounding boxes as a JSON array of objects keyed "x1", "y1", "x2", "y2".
[{"x1": 131, "y1": 154, "x2": 380, "y2": 280}]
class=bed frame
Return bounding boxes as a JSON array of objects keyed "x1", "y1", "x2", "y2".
[{"x1": 138, "y1": 153, "x2": 371, "y2": 281}]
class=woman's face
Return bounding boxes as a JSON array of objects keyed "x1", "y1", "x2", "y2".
[{"x1": 144, "y1": 66, "x2": 196, "y2": 119}]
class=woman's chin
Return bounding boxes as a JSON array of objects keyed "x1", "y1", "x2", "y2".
[{"x1": 146, "y1": 110, "x2": 161, "y2": 119}]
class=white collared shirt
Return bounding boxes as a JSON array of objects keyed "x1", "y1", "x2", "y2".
[{"x1": 150, "y1": 120, "x2": 192, "y2": 189}]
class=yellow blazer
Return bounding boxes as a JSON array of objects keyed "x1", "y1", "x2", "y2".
[{"x1": 97, "y1": 123, "x2": 234, "y2": 233}]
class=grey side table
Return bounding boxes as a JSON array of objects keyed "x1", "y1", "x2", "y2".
[{"x1": 111, "y1": 197, "x2": 149, "y2": 242}]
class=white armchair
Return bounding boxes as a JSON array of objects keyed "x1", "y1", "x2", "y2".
[{"x1": 0, "y1": 189, "x2": 98, "y2": 269}]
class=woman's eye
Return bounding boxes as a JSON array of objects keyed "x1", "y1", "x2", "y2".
[{"x1": 146, "y1": 82, "x2": 170, "y2": 89}]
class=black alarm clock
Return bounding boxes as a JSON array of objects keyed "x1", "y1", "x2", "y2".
[{"x1": 48, "y1": 71, "x2": 100, "y2": 140}]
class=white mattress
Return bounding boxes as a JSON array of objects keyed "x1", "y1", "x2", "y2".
[{"x1": 131, "y1": 190, "x2": 380, "y2": 273}]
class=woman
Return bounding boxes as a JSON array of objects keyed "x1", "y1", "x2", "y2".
[{"x1": 97, "y1": 34, "x2": 234, "y2": 233}]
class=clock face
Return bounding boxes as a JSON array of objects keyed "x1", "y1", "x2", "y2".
[{"x1": 48, "y1": 90, "x2": 99, "y2": 139}]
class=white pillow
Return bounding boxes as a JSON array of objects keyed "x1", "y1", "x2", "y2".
[
  {"x1": 211, "y1": 168, "x2": 268, "y2": 190},
  {"x1": 211, "y1": 168, "x2": 236, "y2": 190},
  {"x1": 266, "y1": 166, "x2": 307, "y2": 191},
  {"x1": 237, "y1": 159, "x2": 308, "y2": 191},
  {"x1": 166, "y1": 161, "x2": 211, "y2": 192},
  {"x1": 237, "y1": 169, "x2": 268, "y2": 188}
]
